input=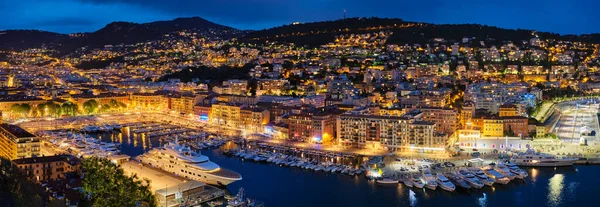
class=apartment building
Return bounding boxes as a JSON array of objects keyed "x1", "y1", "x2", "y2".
[
  {"x1": 13, "y1": 155, "x2": 80, "y2": 182},
  {"x1": 0, "y1": 122, "x2": 40, "y2": 160},
  {"x1": 337, "y1": 114, "x2": 437, "y2": 151}
]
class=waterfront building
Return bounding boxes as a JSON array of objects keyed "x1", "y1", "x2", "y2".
[
  {"x1": 210, "y1": 102, "x2": 241, "y2": 128},
  {"x1": 0, "y1": 121, "x2": 40, "y2": 160},
  {"x1": 414, "y1": 106, "x2": 458, "y2": 135},
  {"x1": 286, "y1": 109, "x2": 342, "y2": 143},
  {"x1": 169, "y1": 94, "x2": 196, "y2": 115},
  {"x1": 336, "y1": 114, "x2": 437, "y2": 152},
  {"x1": 240, "y1": 106, "x2": 270, "y2": 133},
  {"x1": 503, "y1": 116, "x2": 529, "y2": 137},
  {"x1": 482, "y1": 118, "x2": 504, "y2": 137},
  {"x1": 130, "y1": 93, "x2": 167, "y2": 111},
  {"x1": 193, "y1": 103, "x2": 212, "y2": 122},
  {"x1": 13, "y1": 155, "x2": 80, "y2": 182}
]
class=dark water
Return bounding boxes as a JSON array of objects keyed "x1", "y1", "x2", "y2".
[{"x1": 95, "y1": 130, "x2": 599, "y2": 207}]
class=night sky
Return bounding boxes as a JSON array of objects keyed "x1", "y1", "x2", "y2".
[{"x1": 0, "y1": 0, "x2": 598, "y2": 34}]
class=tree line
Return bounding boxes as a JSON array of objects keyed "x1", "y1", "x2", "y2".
[{"x1": 8, "y1": 99, "x2": 128, "y2": 118}]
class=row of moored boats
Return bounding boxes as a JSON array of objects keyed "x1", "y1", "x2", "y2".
[
  {"x1": 378, "y1": 163, "x2": 528, "y2": 192},
  {"x1": 227, "y1": 149, "x2": 364, "y2": 176}
]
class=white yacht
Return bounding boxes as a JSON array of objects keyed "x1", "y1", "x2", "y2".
[
  {"x1": 511, "y1": 150, "x2": 578, "y2": 167},
  {"x1": 436, "y1": 174, "x2": 456, "y2": 192},
  {"x1": 422, "y1": 169, "x2": 438, "y2": 190},
  {"x1": 411, "y1": 175, "x2": 425, "y2": 189},
  {"x1": 457, "y1": 169, "x2": 484, "y2": 189},
  {"x1": 506, "y1": 163, "x2": 528, "y2": 179},
  {"x1": 492, "y1": 164, "x2": 517, "y2": 180},
  {"x1": 470, "y1": 168, "x2": 495, "y2": 186},
  {"x1": 483, "y1": 169, "x2": 510, "y2": 185},
  {"x1": 137, "y1": 142, "x2": 242, "y2": 186}
]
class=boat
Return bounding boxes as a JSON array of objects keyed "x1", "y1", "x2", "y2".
[
  {"x1": 506, "y1": 163, "x2": 528, "y2": 179},
  {"x1": 422, "y1": 169, "x2": 437, "y2": 190},
  {"x1": 411, "y1": 175, "x2": 425, "y2": 189},
  {"x1": 137, "y1": 141, "x2": 242, "y2": 186},
  {"x1": 444, "y1": 172, "x2": 471, "y2": 189},
  {"x1": 403, "y1": 179, "x2": 414, "y2": 187},
  {"x1": 377, "y1": 178, "x2": 399, "y2": 184},
  {"x1": 483, "y1": 169, "x2": 510, "y2": 185},
  {"x1": 511, "y1": 149, "x2": 577, "y2": 167},
  {"x1": 436, "y1": 174, "x2": 456, "y2": 192},
  {"x1": 457, "y1": 169, "x2": 484, "y2": 188},
  {"x1": 493, "y1": 164, "x2": 518, "y2": 180},
  {"x1": 470, "y1": 169, "x2": 495, "y2": 187}
]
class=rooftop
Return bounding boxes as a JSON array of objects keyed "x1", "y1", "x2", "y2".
[
  {"x1": 0, "y1": 123, "x2": 36, "y2": 138},
  {"x1": 13, "y1": 155, "x2": 79, "y2": 165}
]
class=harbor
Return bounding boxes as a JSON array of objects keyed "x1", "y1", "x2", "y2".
[{"x1": 15, "y1": 112, "x2": 600, "y2": 207}]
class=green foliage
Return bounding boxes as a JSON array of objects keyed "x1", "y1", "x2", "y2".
[
  {"x1": 61, "y1": 102, "x2": 79, "y2": 116},
  {"x1": 9, "y1": 103, "x2": 31, "y2": 118},
  {"x1": 82, "y1": 100, "x2": 99, "y2": 115},
  {"x1": 37, "y1": 101, "x2": 62, "y2": 117},
  {"x1": 0, "y1": 158, "x2": 46, "y2": 207},
  {"x1": 81, "y1": 157, "x2": 157, "y2": 207}
]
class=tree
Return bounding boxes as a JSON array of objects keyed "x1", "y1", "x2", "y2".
[
  {"x1": 0, "y1": 158, "x2": 46, "y2": 206},
  {"x1": 20, "y1": 104, "x2": 31, "y2": 117},
  {"x1": 38, "y1": 101, "x2": 62, "y2": 117},
  {"x1": 9, "y1": 103, "x2": 31, "y2": 118},
  {"x1": 526, "y1": 106, "x2": 535, "y2": 117},
  {"x1": 83, "y1": 100, "x2": 99, "y2": 115},
  {"x1": 100, "y1": 104, "x2": 111, "y2": 113},
  {"x1": 81, "y1": 157, "x2": 157, "y2": 207},
  {"x1": 61, "y1": 102, "x2": 78, "y2": 116}
]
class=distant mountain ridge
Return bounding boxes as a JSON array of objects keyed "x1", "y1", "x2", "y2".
[
  {"x1": 243, "y1": 17, "x2": 600, "y2": 46},
  {"x1": 1, "y1": 17, "x2": 599, "y2": 53},
  {"x1": 0, "y1": 17, "x2": 239, "y2": 51}
]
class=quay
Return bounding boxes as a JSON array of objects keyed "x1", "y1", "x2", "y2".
[{"x1": 120, "y1": 160, "x2": 225, "y2": 207}]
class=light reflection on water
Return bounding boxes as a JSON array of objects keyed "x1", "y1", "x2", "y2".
[
  {"x1": 531, "y1": 168, "x2": 538, "y2": 182},
  {"x1": 548, "y1": 174, "x2": 564, "y2": 206},
  {"x1": 478, "y1": 193, "x2": 487, "y2": 207},
  {"x1": 409, "y1": 189, "x2": 417, "y2": 207}
]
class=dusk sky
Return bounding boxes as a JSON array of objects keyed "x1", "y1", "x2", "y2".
[{"x1": 0, "y1": 0, "x2": 598, "y2": 34}]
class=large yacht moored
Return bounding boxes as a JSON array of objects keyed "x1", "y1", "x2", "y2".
[
  {"x1": 137, "y1": 142, "x2": 242, "y2": 186},
  {"x1": 511, "y1": 150, "x2": 578, "y2": 167}
]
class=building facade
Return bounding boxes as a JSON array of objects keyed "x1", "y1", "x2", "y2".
[
  {"x1": 0, "y1": 123, "x2": 40, "y2": 160},
  {"x1": 13, "y1": 155, "x2": 80, "y2": 182}
]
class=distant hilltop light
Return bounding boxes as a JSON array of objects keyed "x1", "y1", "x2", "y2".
[{"x1": 292, "y1": 22, "x2": 302, "y2": 25}]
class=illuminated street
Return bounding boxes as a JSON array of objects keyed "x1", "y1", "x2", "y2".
[{"x1": 551, "y1": 100, "x2": 600, "y2": 144}]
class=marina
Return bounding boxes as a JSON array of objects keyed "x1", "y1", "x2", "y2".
[{"x1": 21, "y1": 117, "x2": 600, "y2": 207}]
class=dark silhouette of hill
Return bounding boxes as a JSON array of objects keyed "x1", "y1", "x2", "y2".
[
  {"x1": 243, "y1": 17, "x2": 600, "y2": 46},
  {"x1": 0, "y1": 30, "x2": 69, "y2": 51},
  {"x1": 0, "y1": 17, "x2": 239, "y2": 52},
  {"x1": 2, "y1": 17, "x2": 599, "y2": 53}
]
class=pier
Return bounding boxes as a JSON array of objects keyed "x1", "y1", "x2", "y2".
[{"x1": 121, "y1": 161, "x2": 225, "y2": 207}]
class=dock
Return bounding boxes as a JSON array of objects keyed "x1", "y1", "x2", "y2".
[{"x1": 121, "y1": 161, "x2": 224, "y2": 207}]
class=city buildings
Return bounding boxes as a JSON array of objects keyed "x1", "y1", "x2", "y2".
[
  {"x1": 337, "y1": 114, "x2": 440, "y2": 152},
  {"x1": 0, "y1": 117, "x2": 40, "y2": 160},
  {"x1": 13, "y1": 155, "x2": 80, "y2": 182}
]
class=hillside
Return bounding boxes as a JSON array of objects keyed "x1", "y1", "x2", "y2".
[
  {"x1": 0, "y1": 30, "x2": 69, "y2": 51},
  {"x1": 243, "y1": 17, "x2": 600, "y2": 47},
  {"x1": 0, "y1": 17, "x2": 241, "y2": 52}
]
